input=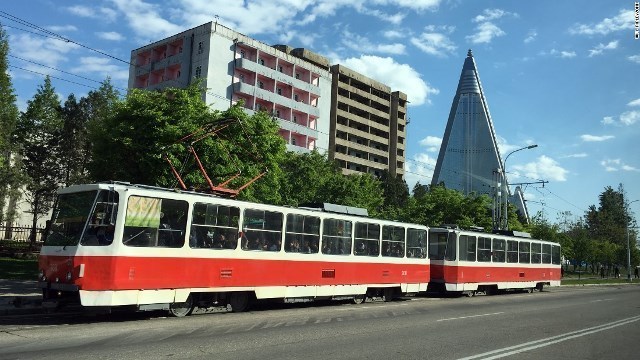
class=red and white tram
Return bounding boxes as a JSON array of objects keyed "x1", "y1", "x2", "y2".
[
  {"x1": 38, "y1": 182, "x2": 430, "y2": 316},
  {"x1": 428, "y1": 226, "x2": 561, "y2": 296}
]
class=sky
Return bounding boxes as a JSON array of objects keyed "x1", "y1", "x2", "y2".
[{"x1": 1, "y1": 0, "x2": 640, "y2": 225}]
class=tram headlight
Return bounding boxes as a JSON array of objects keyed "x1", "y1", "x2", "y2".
[{"x1": 66, "y1": 271, "x2": 73, "y2": 281}]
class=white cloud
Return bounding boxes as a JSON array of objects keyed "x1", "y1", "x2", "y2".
[
  {"x1": 562, "y1": 153, "x2": 588, "y2": 159},
  {"x1": 472, "y1": 9, "x2": 517, "y2": 23},
  {"x1": 549, "y1": 49, "x2": 577, "y2": 58},
  {"x1": 404, "y1": 152, "x2": 437, "y2": 189},
  {"x1": 419, "y1": 135, "x2": 442, "y2": 152},
  {"x1": 383, "y1": 30, "x2": 404, "y2": 39},
  {"x1": 411, "y1": 32, "x2": 457, "y2": 57},
  {"x1": 600, "y1": 159, "x2": 639, "y2": 172},
  {"x1": 580, "y1": 134, "x2": 615, "y2": 142},
  {"x1": 604, "y1": 104, "x2": 640, "y2": 126},
  {"x1": 629, "y1": 55, "x2": 640, "y2": 64},
  {"x1": 601, "y1": 116, "x2": 615, "y2": 125},
  {"x1": 570, "y1": 9, "x2": 633, "y2": 35},
  {"x1": 620, "y1": 110, "x2": 640, "y2": 125},
  {"x1": 627, "y1": 98, "x2": 640, "y2": 107},
  {"x1": 336, "y1": 55, "x2": 439, "y2": 106},
  {"x1": 96, "y1": 31, "x2": 125, "y2": 41},
  {"x1": 341, "y1": 31, "x2": 406, "y2": 55},
  {"x1": 48, "y1": 25, "x2": 78, "y2": 32},
  {"x1": 9, "y1": 33, "x2": 80, "y2": 71},
  {"x1": 588, "y1": 40, "x2": 618, "y2": 57},
  {"x1": 512, "y1": 156, "x2": 568, "y2": 182},
  {"x1": 66, "y1": 5, "x2": 118, "y2": 22},
  {"x1": 375, "y1": 0, "x2": 442, "y2": 11},
  {"x1": 524, "y1": 29, "x2": 537, "y2": 43},
  {"x1": 496, "y1": 136, "x2": 536, "y2": 158},
  {"x1": 75, "y1": 57, "x2": 130, "y2": 81},
  {"x1": 466, "y1": 21, "x2": 505, "y2": 44}
]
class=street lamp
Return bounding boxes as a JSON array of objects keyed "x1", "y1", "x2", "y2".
[
  {"x1": 626, "y1": 199, "x2": 639, "y2": 281},
  {"x1": 502, "y1": 144, "x2": 538, "y2": 230}
]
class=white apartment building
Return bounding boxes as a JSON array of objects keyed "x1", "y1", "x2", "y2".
[{"x1": 128, "y1": 22, "x2": 332, "y2": 153}]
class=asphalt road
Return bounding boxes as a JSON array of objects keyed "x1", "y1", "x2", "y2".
[{"x1": 1, "y1": 285, "x2": 639, "y2": 359}]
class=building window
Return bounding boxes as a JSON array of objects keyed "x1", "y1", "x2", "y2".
[
  {"x1": 295, "y1": 73, "x2": 300, "y2": 79},
  {"x1": 239, "y1": 74, "x2": 244, "y2": 82},
  {"x1": 240, "y1": 50, "x2": 245, "y2": 58},
  {"x1": 259, "y1": 58, "x2": 265, "y2": 66},
  {"x1": 179, "y1": 46, "x2": 183, "y2": 53},
  {"x1": 293, "y1": 116, "x2": 297, "y2": 123},
  {"x1": 291, "y1": 138, "x2": 296, "y2": 146},
  {"x1": 177, "y1": 71, "x2": 181, "y2": 78},
  {"x1": 277, "y1": 88, "x2": 282, "y2": 95},
  {"x1": 197, "y1": 41, "x2": 203, "y2": 54},
  {"x1": 278, "y1": 65, "x2": 283, "y2": 72},
  {"x1": 275, "y1": 110, "x2": 280, "y2": 118},
  {"x1": 294, "y1": 94, "x2": 299, "y2": 101},
  {"x1": 195, "y1": 66, "x2": 202, "y2": 78},
  {"x1": 258, "y1": 81, "x2": 264, "y2": 89}
]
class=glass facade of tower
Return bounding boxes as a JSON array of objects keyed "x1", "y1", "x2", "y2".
[{"x1": 432, "y1": 52, "x2": 502, "y2": 197}]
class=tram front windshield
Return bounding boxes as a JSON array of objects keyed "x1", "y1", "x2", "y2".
[{"x1": 45, "y1": 190, "x2": 119, "y2": 247}]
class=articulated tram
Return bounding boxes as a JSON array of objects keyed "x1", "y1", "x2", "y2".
[
  {"x1": 38, "y1": 182, "x2": 560, "y2": 316},
  {"x1": 429, "y1": 227, "x2": 562, "y2": 296},
  {"x1": 38, "y1": 182, "x2": 430, "y2": 316}
]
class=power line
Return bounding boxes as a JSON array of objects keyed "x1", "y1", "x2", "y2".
[
  {"x1": 8, "y1": 54, "x2": 128, "y2": 91},
  {"x1": 0, "y1": 11, "x2": 131, "y2": 65},
  {"x1": 9, "y1": 65, "x2": 99, "y2": 90}
]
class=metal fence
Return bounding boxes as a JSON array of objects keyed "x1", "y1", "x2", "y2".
[{"x1": 1, "y1": 223, "x2": 46, "y2": 243}]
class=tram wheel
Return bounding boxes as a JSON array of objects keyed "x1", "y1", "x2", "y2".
[
  {"x1": 169, "y1": 295, "x2": 194, "y2": 317},
  {"x1": 535, "y1": 283, "x2": 545, "y2": 292},
  {"x1": 383, "y1": 288, "x2": 396, "y2": 302},
  {"x1": 353, "y1": 294, "x2": 366, "y2": 304},
  {"x1": 228, "y1": 292, "x2": 251, "y2": 312}
]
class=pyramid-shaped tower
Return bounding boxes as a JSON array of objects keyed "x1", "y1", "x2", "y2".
[{"x1": 431, "y1": 50, "x2": 527, "y2": 227}]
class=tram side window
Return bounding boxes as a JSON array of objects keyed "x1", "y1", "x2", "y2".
[
  {"x1": 354, "y1": 222, "x2": 380, "y2": 257},
  {"x1": 519, "y1": 242, "x2": 530, "y2": 263},
  {"x1": 552, "y1": 245, "x2": 561, "y2": 265},
  {"x1": 477, "y1": 237, "x2": 492, "y2": 262},
  {"x1": 542, "y1": 244, "x2": 552, "y2": 264},
  {"x1": 190, "y1": 203, "x2": 239, "y2": 249},
  {"x1": 459, "y1": 235, "x2": 476, "y2": 261},
  {"x1": 506, "y1": 240, "x2": 519, "y2": 263},
  {"x1": 382, "y1": 225, "x2": 405, "y2": 258},
  {"x1": 285, "y1": 213, "x2": 320, "y2": 254},
  {"x1": 81, "y1": 190, "x2": 119, "y2": 246},
  {"x1": 241, "y1": 209, "x2": 283, "y2": 251},
  {"x1": 492, "y1": 239, "x2": 506, "y2": 263},
  {"x1": 406, "y1": 228, "x2": 427, "y2": 258},
  {"x1": 123, "y1": 196, "x2": 188, "y2": 248},
  {"x1": 322, "y1": 218, "x2": 352, "y2": 255},
  {"x1": 531, "y1": 242, "x2": 542, "y2": 263},
  {"x1": 428, "y1": 232, "x2": 448, "y2": 260}
]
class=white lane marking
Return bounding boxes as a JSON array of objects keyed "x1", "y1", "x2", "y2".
[
  {"x1": 589, "y1": 298, "x2": 614, "y2": 303},
  {"x1": 437, "y1": 312, "x2": 504, "y2": 322},
  {"x1": 336, "y1": 303, "x2": 410, "y2": 311},
  {"x1": 458, "y1": 314, "x2": 640, "y2": 360}
]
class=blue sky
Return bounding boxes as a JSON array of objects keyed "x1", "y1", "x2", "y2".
[{"x1": 2, "y1": 0, "x2": 639, "y2": 225}]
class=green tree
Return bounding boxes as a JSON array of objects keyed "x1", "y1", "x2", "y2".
[
  {"x1": 279, "y1": 150, "x2": 384, "y2": 215},
  {"x1": 15, "y1": 76, "x2": 63, "y2": 246},
  {"x1": 585, "y1": 184, "x2": 627, "y2": 246},
  {"x1": 0, "y1": 27, "x2": 21, "y2": 226},
  {"x1": 89, "y1": 85, "x2": 286, "y2": 203},
  {"x1": 379, "y1": 170, "x2": 409, "y2": 210}
]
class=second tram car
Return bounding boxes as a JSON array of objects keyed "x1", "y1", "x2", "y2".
[
  {"x1": 428, "y1": 226, "x2": 561, "y2": 296},
  {"x1": 38, "y1": 182, "x2": 430, "y2": 316}
]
